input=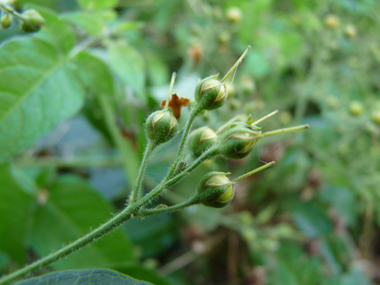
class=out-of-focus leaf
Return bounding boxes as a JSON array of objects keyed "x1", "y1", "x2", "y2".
[
  {"x1": 242, "y1": 50, "x2": 270, "y2": 79},
  {"x1": 34, "y1": 7, "x2": 76, "y2": 55},
  {"x1": 31, "y1": 175, "x2": 135, "y2": 269},
  {"x1": 78, "y1": 0, "x2": 118, "y2": 10},
  {"x1": 319, "y1": 185, "x2": 357, "y2": 227},
  {"x1": 14, "y1": 269, "x2": 153, "y2": 285},
  {"x1": 291, "y1": 201, "x2": 333, "y2": 238},
  {"x1": 146, "y1": 52, "x2": 169, "y2": 86},
  {"x1": 124, "y1": 214, "x2": 178, "y2": 257},
  {"x1": 115, "y1": 265, "x2": 170, "y2": 285},
  {"x1": 0, "y1": 36, "x2": 84, "y2": 162},
  {"x1": 62, "y1": 11, "x2": 105, "y2": 35},
  {"x1": 109, "y1": 42, "x2": 146, "y2": 101},
  {"x1": 0, "y1": 164, "x2": 34, "y2": 264}
]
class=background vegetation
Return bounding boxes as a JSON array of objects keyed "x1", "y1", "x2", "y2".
[{"x1": 1, "y1": 0, "x2": 380, "y2": 284}]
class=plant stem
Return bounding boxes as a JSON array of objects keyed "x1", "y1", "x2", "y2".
[
  {"x1": 0, "y1": 208, "x2": 132, "y2": 285},
  {"x1": 137, "y1": 196, "x2": 200, "y2": 217},
  {"x1": 233, "y1": 161, "x2": 275, "y2": 182},
  {"x1": 251, "y1": 110, "x2": 279, "y2": 126},
  {"x1": 129, "y1": 140, "x2": 155, "y2": 205},
  {"x1": 0, "y1": 2, "x2": 27, "y2": 22},
  {"x1": 260, "y1": 124, "x2": 309, "y2": 138},
  {"x1": 0, "y1": 144, "x2": 219, "y2": 283},
  {"x1": 98, "y1": 95, "x2": 140, "y2": 189},
  {"x1": 165, "y1": 106, "x2": 201, "y2": 180},
  {"x1": 129, "y1": 144, "x2": 219, "y2": 212}
]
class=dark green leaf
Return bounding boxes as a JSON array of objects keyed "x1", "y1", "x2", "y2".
[
  {"x1": 31, "y1": 175, "x2": 135, "y2": 269},
  {"x1": 0, "y1": 164, "x2": 34, "y2": 264},
  {"x1": 62, "y1": 12, "x2": 105, "y2": 36},
  {"x1": 14, "y1": 269, "x2": 153, "y2": 285},
  {"x1": 115, "y1": 265, "x2": 170, "y2": 285}
]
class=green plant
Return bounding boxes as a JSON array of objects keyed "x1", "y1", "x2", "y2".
[{"x1": 0, "y1": 36, "x2": 308, "y2": 282}]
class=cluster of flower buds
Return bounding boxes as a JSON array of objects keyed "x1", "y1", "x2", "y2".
[{"x1": 0, "y1": 4, "x2": 45, "y2": 32}]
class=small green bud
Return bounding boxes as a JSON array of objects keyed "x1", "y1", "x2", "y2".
[
  {"x1": 349, "y1": 101, "x2": 363, "y2": 116},
  {"x1": 372, "y1": 111, "x2": 380, "y2": 126},
  {"x1": 226, "y1": 7, "x2": 242, "y2": 23},
  {"x1": 189, "y1": 127, "x2": 218, "y2": 158},
  {"x1": 194, "y1": 75, "x2": 228, "y2": 111},
  {"x1": 196, "y1": 172, "x2": 235, "y2": 208},
  {"x1": 20, "y1": 9, "x2": 45, "y2": 32},
  {"x1": 219, "y1": 126, "x2": 259, "y2": 159},
  {"x1": 345, "y1": 24, "x2": 357, "y2": 39},
  {"x1": 1, "y1": 12, "x2": 13, "y2": 29},
  {"x1": 324, "y1": 14, "x2": 340, "y2": 29},
  {"x1": 145, "y1": 110, "x2": 178, "y2": 145},
  {"x1": 241, "y1": 76, "x2": 256, "y2": 95}
]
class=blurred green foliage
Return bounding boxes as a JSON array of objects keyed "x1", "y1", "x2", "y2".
[{"x1": 1, "y1": 0, "x2": 380, "y2": 284}]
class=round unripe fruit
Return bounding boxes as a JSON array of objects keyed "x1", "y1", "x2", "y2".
[
  {"x1": 1, "y1": 12, "x2": 13, "y2": 29},
  {"x1": 219, "y1": 31, "x2": 231, "y2": 44},
  {"x1": 226, "y1": 7, "x2": 242, "y2": 23},
  {"x1": 219, "y1": 126, "x2": 258, "y2": 159},
  {"x1": 189, "y1": 127, "x2": 218, "y2": 158},
  {"x1": 194, "y1": 75, "x2": 228, "y2": 111},
  {"x1": 21, "y1": 9, "x2": 45, "y2": 32},
  {"x1": 372, "y1": 111, "x2": 380, "y2": 126},
  {"x1": 196, "y1": 172, "x2": 235, "y2": 208},
  {"x1": 345, "y1": 24, "x2": 357, "y2": 39},
  {"x1": 349, "y1": 101, "x2": 363, "y2": 116},
  {"x1": 324, "y1": 14, "x2": 340, "y2": 29},
  {"x1": 145, "y1": 110, "x2": 178, "y2": 145}
]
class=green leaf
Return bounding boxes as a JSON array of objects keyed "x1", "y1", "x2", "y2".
[
  {"x1": 35, "y1": 7, "x2": 76, "y2": 55},
  {"x1": 115, "y1": 265, "x2": 170, "y2": 285},
  {"x1": 30, "y1": 175, "x2": 135, "y2": 269},
  {"x1": 109, "y1": 42, "x2": 146, "y2": 101},
  {"x1": 0, "y1": 37, "x2": 84, "y2": 162},
  {"x1": 62, "y1": 11, "x2": 105, "y2": 36},
  {"x1": 78, "y1": 0, "x2": 119, "y2": 10},
  {"x1": 14, "y1": 269, "x2": 153, "y2": 285},
  {"x1": 0, "y1": 164, "x2": 34, "y2": 264}
]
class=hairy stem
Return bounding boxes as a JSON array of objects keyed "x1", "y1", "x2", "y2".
[
  {"x1": 129, "y1": 140, "x2": 155, "y2": 205},
  {"x1": 137, "y1": 196, "x2": 200, "y2": 217},
  {"x1": 165, "y1": 106, "x2": 201, "y2": 180},
  {"x1": 0, "y1": 209, "x2": 132, "y2": 285},
  {"x1": 0, "y1": 2, "x2": 28, "y2": 22}
]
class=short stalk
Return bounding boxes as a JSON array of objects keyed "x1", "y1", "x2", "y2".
[
  {"x1": 251, "y1": 110, "x2": 279, "y2": 126},
  {"x1": 233, "y1": 161, "x2": 275, "y2": 183},
  {"x1": 129, "y1": 140, "x2": 155, "y2": 205},
  {"x1": 137, "y1": 196, "x2": 200, "y2": 217},
  {"x1": 0, "y1": 2, "x2": 28, "y2": 22},
  {"x1": 260, "y1": 124, "x2": 309, "y2": 138}
]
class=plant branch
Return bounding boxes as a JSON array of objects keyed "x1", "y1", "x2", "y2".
[
  {"x1": 0, "y1": 208, "x2": 132, "y2": 285},
  {"x1": 137, "y1": 196, "x2": 200, "y2": 217},
  {"x1": 128, "y1": 140, "x2": 155, "y2": 205},
  {"x1": 0, "y1": 2, "x2": 28, "y2": 22}
]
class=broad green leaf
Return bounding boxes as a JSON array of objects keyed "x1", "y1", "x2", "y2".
[
  {"x1": 34, "y1": 7, "x2": 76, "y2": 55},
  {"x1": 73, "y1": 51, "x2": 140, "y2": 187},
  {"x1": 0, "y1": 164, "x2": 34, "y2": 264},
  {"x1": 14, "y1": 269, "x2": 153, "y2": 285},
  {"x1": 62, "y1": 12, "x2": 105, "y2": 36},
  {"x1": 31, "y1": 175, "x2": 135, "y2": 269},
  {"x1": 109, "y1": 42, "x2": 146, "y2": 101},
  {"x1": 0, "y1": 37, "x2": 84, "y2": 162},
  {"x1": 78, "y1": 0, "x2": 118, "y2": 10}
]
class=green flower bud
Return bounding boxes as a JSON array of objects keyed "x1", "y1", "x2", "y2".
[
  {"x1": 226, "y1": 7, "x2": 242, "y2": 23},
  {"x1": 145, "y1": 110, "x2": 178, "y2": 145},
  {"x1": 1, "y1": 12, "x2": 13, "y2": 29},
  {"x1": 21, "y1": 9, "x2": 45, "y2": 32},
  {"x1": 372, "y1": 111, "x2": 380, "y2": 126},
  {"x1": 189, "y1": 127, "x2": 218, "y2": 158},
  {"x1": 196, "y1": 172, "x2": 235, "y2": 208},
  {"x1": 194, "y1": 74, "x2": 228, "y2": 111},
  {"x1": 349, "y1": 101, "x2": 363, "y2": 116},
  {"x1": 218, "y1": 126, "x2": 259, "y2": 159}
]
